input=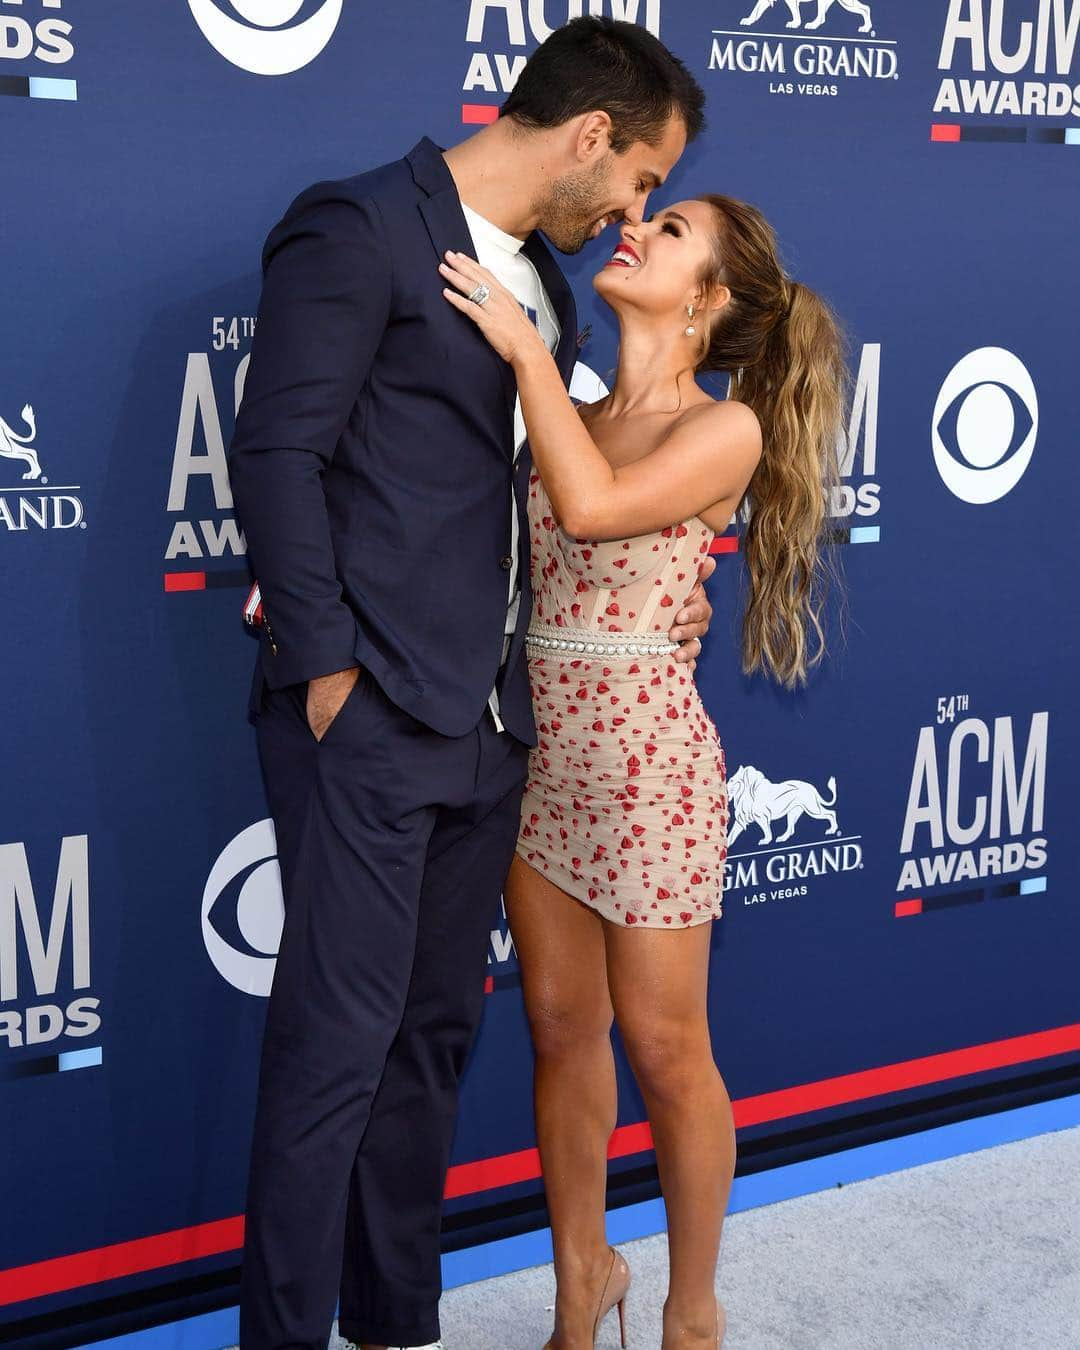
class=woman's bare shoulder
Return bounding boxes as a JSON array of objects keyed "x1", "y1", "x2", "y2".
[{"x1": 677, "y1": 396, "x2": 762, "y2": 456}]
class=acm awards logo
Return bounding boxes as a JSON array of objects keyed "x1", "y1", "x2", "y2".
[
  {"x1": 832, "y1": 342, "x2": 881, "y2": 530},
  {"x1": 897, "y1": 700, "x2": 1048, "y2": 907},
  {"x1": 0, "y1": 0, "x2": 75, "y2": 67},
  {"x1": 186, "y1": 0, "x2": 343, "y2": 76},
  {"x1": 707, "y1": 0, "x2": 899, "y2": 98},
  {"x1": 723, "y1": 761, "x2": 863, "y2": 909},
  {"x1": 201, "y1": 821, "x2": 520, "y2": 996},
  {"x1": 935, "y1": 0, "x2": 1080, "y2": 119},
  {"x1": 727, "y1": 706, "x2": 1050, "y2": 916},
  {"x1": 0, "y1": 835, "x2": 101, "y2": 1051},
  {"x1": 931, "y1": 347, "x2": 1037, "y2": 504},
  {"x1": 165, "y1": 318, "x2": 251, "y2": 567},
  {"x1": 0, "y1": 401, "x2": 87, "y2": 533},
  {"x1": 464, "y1": 0, "x2": 661, "y2": 103}
]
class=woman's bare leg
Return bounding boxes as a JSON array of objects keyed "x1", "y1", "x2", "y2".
[
  {"x1": 505, "y1": 852, "x2": 620, "y2": 1349},
  {"x1": 605, "y1": 922, "x2": 734, "y2": 1348}
]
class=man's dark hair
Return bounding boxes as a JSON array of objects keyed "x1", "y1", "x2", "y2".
[{"x1": 500, "y1": 16, "x2": 706, "y2": 153}]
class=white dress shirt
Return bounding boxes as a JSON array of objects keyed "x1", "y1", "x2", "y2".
[{"x1": 461, "y1": 202, "x2": 561, "y2": 734}]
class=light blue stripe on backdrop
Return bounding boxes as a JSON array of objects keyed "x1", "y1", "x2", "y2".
[
  {"x1": 59, "y1": 1046, "x2": 103, "y2": 1071},
  {"x1": 29, "y1": 77, "x2": 78, "y2": 100}
]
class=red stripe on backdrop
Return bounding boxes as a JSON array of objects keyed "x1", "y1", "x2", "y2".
[
  {"x1": 0, "y1": 1217, "x2": 244, "y2": 1308},
  {"x1": 163, "y1": 572, "x2": 206, "y2": 592},
  {"x1": 3, "y1": 1023, "x2": 1078, "y2": 1306},
  {"x1": 451, "y1": 1023, "x2": 1080, "y2": 1190},
  {"x1": 731, "y1": 1023, "x2": 1080, "y2": 1128},
  {"x1": 709, "y1": 535, "x2": 739, "y2": 554},
  {"x1": 930, "y1": 123, "x2": 962, "y2": 142},
  {"x1": 461, "y1": 103, "x2": 499, "y2": 124},
  {"x1": 443, "y1": 1120, "x2": 657, "y2": 1199}
]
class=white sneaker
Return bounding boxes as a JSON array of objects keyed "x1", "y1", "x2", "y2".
[{"x1": 341, "y1": 1340, "x2": 443, "y2": 1350}]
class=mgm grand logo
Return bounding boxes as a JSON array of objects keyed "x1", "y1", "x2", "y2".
[
  {"x1": 709, "y1": 0, "x2": 899, "y2": 92},
  {"x1": 723, "y1": 762, "x2": 863, "y2": 908},
  {"x1": 741, "y1": 0, "x2": 874, "y2": 31},
  {"x1": 0, "y1": 401, "x2": 86, "y2": 533}
]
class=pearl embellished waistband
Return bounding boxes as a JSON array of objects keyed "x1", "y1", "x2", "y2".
[{"x1": 525, "y1": 625, "x2": 679, "y2": 658}]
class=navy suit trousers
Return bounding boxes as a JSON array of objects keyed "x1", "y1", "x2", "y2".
[{"x1": 238, "y1": 664, "x2": 529, "y2": 1349}]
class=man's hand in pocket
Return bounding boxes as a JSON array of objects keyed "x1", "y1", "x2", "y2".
[{"x1": 306, "y1": 667, "x2": 360, "y2": 742}]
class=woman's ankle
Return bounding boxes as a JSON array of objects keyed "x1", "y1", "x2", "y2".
[
  {"x1": 662, "y1": 1292, "x2": 721, "y2": 1339},
  {"x1": 553, "y1": 1238, "x2": 613, "y2": 1283}
]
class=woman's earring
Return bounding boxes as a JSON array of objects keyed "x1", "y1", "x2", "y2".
[{"x1": 685, "y1": 304, "x2": 696, "y2": 337}]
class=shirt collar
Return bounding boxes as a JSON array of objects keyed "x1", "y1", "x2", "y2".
[{"x1": 461, "y1": 202, "x2": 526, "y2": 257}]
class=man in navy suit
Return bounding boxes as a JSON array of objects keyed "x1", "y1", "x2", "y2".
[{"x1": 228, "y1": 18, "x2": 712, "y2": 1350}]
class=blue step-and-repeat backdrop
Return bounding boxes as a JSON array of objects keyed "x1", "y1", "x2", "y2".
[{"x1": 3, "y1": 1, "x2": 1078, "y2": 1344}]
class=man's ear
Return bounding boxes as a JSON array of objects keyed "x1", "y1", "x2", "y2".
[{"x1": 576, "y1": 110, "x2": 613, "y2": 163}]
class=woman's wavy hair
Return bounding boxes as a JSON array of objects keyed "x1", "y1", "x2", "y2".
[{"x1": 692, "y1": 194, "x2": 851, "y2": 689}]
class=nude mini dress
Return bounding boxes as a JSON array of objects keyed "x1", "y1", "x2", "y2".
[{"x1": 514, "y1": 471, "x2": 730, "y2": 927}]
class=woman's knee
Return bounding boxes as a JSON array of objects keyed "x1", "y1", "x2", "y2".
[
  {"x1": 526, "y1": 993, "x2": 614, "y2": 1061},
  {"x1": 620, "y1": 1018, "x2": 715, "y2": 1103}
]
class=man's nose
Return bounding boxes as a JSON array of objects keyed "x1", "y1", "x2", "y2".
[{"x1": 624, "y1": 188, "x2": 653, "y2": 227}]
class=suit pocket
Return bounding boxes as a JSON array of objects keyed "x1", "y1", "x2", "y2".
[{"x1": 307, "y1": 663, "x2": 375, "y2": 748}]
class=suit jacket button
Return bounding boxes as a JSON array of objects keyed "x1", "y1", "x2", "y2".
[{"x1": 499, "y1": 554, "x2": 513, "y2": 569}]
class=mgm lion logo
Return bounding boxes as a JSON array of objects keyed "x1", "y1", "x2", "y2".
[
  {"x1": 740, "y1": 0, "x2": 875, "y2": 33},
  {"x1": 726, "y1": 764, "x2": 840, "y2": 847},
  {"x1": 0, "y1": 404, "x2": 45, "y2": 483}
]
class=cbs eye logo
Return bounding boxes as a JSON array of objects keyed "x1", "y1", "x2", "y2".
[
  {"x1": 932, "y1": 348, "x2": 1038, "y2": 505},
  {"x1": 187, "y1": 0, "x2": 343, "y2": 76},
  {"x1": 201, "y1": 819, "x2": 284, "y2": 997}
]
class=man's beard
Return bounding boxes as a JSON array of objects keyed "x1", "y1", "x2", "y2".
[{"x1": 533, "y1": 154, "x2": 615, "y2": 255}]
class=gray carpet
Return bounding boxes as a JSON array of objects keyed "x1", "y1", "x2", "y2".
[{"x1": 263, "y1": 1125, "x2": 1080, "y2": 1349}]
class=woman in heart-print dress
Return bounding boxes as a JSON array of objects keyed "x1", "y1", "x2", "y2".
[
  {"x1": 441, "y1": 193, "x2": 847, "y2": 1349},
  {"x1": 518, "y1": 472, "x2": 729, "y2": 929}
]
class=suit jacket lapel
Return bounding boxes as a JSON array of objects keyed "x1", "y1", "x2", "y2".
[
  {"x1": 406, "y1": 138, "x2": 581, "y2": 449},
  {"x1": 409, "y1": 140, "x2": 518, "y2": 458}
]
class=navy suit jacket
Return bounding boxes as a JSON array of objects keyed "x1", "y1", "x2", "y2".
[{"x1": 228, "y1": 137, "x2": 579, "y2": 746}]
